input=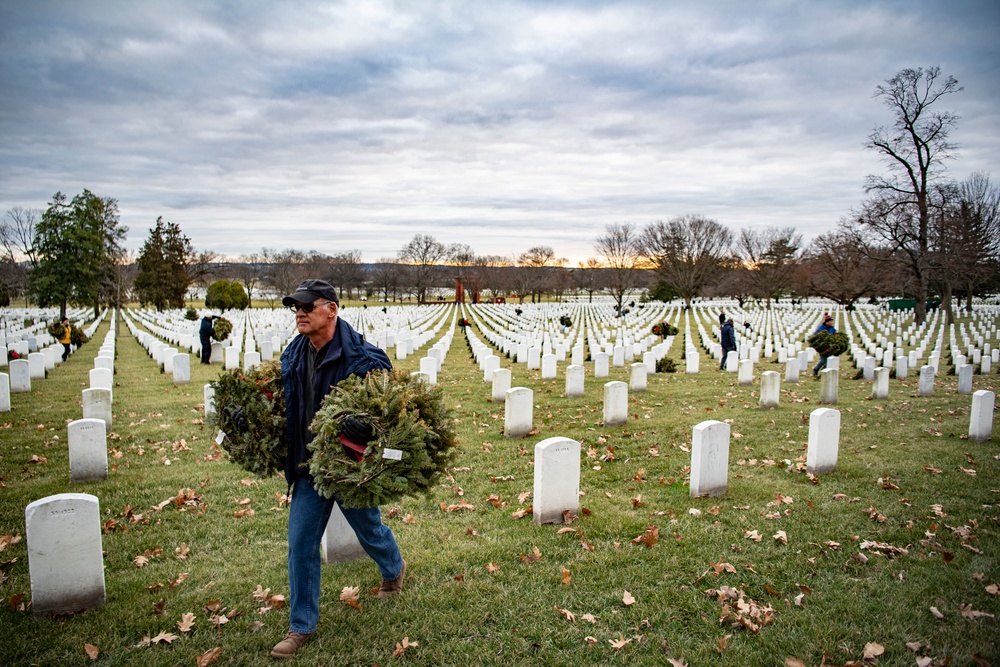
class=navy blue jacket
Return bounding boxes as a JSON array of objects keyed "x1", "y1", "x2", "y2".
[
  {"x1": 280, "y1": 318, "x2": 392, "y2": 485},
  {"x1": 199, "y1": 317, "x2": 214, "y2": 339},
  {"x1": 813, "y1": 323, "x2": 836, "y2": 335},
  {"x1": 720, "y1": 321, "x2": 736, "y2": 349}
]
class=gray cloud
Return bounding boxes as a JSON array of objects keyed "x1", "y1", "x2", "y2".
[{"x1": 1, "y1": 0, "x2": 997, "y2": 264}]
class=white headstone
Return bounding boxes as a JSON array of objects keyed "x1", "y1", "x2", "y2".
[
  {"x1": 25, "y1": 493, "x2": 106, "y2": 617},
  {"x1": 225, "y1": 346, "x2": 240, "y2": 370},
  {"x1": 690, "y1": 420, "x2": 730, "y2": 498},
  {"x1": 872, "y1": 367, "x2": 889, "y2": 399},
  {"x1": 685, "y1": 348, "x2": 699, "y2": 373},
  {"x1": 483, "y1": 355, "x2": 500, "y2": 382},
  {"x1": 532, "y1": 437, "x2": 581, "y2": 525},
  {"x1": 81, "y1": 388, "x2": 112, "y2": 429},
  {"x1": 10, "y1": 359, "x2": 30, "y2": 393},
  {"x1": 725, "y1": 350, "x2": 738, "y2": 372},
  {"x1": 629, "y1": 362, "x2": 647, "y2": 393},
  {"x1": 612, "y1": 345, "x2": 625, "y2": 368},
  {"x1": 784, "y1": 358, "x2": 800, "y2": 384},
  {"x1": 172, "y1": 354, "x2": 191, "y2": 384},
  {"x1": 504, "y1": 387, "x2": 533, "y2": 438},
  {"x1": 603, "y1": 381, "x2": 628, "y2": 427},
  {"x1": 260, "y1": 341, "x2": 274, "y2": 361},
  {"x1": 320, "y1": 503, "x2": 367, "y2": 564},
  {"x1": 243, "y1": 351, "x2": 261, "y2": 373},
  {"x1": 89, "y1": 368, "x2": 112, "y2": 391},
  {"x1": 819, "y1": 368, "x2": 838, "y2": 404},
  {"x1": 94, "y1": 356, "x2": 113, "y2": 371},
  {"x1": 957, "y1": 364, "x2": 973, "y2": 395},
  {"x1": 565, "y1": 364, "x2": 585, "y2": 398},
  {"x1": 491, "y1": 368, "x2": 512, "y2": 403},
  {"x1": 210, "y1": 342, "x2": 225, "y2": 363},
  {"x1": 594, "y1": 352, "x2": 609, "y2": 378},
  {"x1": 419, "y1": 357, "x2": 438, "y2": 385},
  {"x1": 827, "y1": 356, "x2": 840, "y2": 371},
  {"x1": 0, "y1": 373, "x2": 9, "y2": 412},
  {"x1": 541, "y1": 353, "x2": 557, "y2": 380},
  {"x1": 895, "y1": 356, "x2": 908, "y2": 379},
  {"x1": 806, "y1": 408, "x2": 840, "y2": 474},
  {"x1": 918, "y1": 365, "x2": 935, "y2": 397},
  {"x1": 68, "y1": 418, "x2": 108, "y2": 483},
  {"x1": 759, "y1": 370, "x2": 780, "y2": 409},
  {"x1": 737, "y1": 359, "x2": 753, "y2": 385},
  {"x1": 28, "y1": 352, "x2": 45, "y2": 380},
  {"x1": 204, "y1": 384, "x2": 216, "y2": 417},
  {"x1": 969, "y1": 389, "x2": 995, "y2": 442},
  {"x1": 863, "y1": 357, "x2": 876, "y2": 381}
]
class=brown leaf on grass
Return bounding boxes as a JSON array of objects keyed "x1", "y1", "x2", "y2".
[
  {"x1": 561, "y1": 567, "x2": 572, "y2": 586},
  {"x1": 609, "y1": 634, "x2": 632, "y2": 649},
  {"x1": 784, "y1": 659, "x2": 806, "y2": 667},
  {"x1": 862, "y1": 642, "x2": 884, "y2": 659},
  {"x1": 518, "y1": 491, "x2": 532, "y2": 504},
  {"x1": 445, "y1": 501, "x2": 475, "y2": 513},
  {"x1": 581, "y1": 613, "x2": 597, "y2": 623},
  {"x1": 556, "y1": 527, "x2": 576, "y2": 534},
  {"x1": 267, "y1": 594, "x2": 285, "y2": 609},
  {"x1": 631, "y1": 525, "x2": 659, "y2": 548},
  {"x1": 134, "y1": 555, "x2": 150, "y2": 568},
  {"x1": 510, "y1": 507, "x2": 531, "y2": 519},
  {"x1": 486, "y1": 494, "x2": 504, "y2": 509},
  {"x1": 0, "y1": 534, "x2": 21, "y2": 552},
  {"x1": 744, "y1": 530, "x2": 762, "y2": 543},
  {"x1": 584, "y1": 635, "x2": 599, "y2": 645},
  {"x1": 622, "y1": 590, "x2": 636, "y2": 606},
  {"x1": 29, "y1": 454, "x2": 47, "y2": 464},
  {"x1": 150, "y1": 631, "x2": 179, "y2": 644},
  {"x1": 177, "y1": 612, "x2": 195, "y2": 632},
  {"x1": 195, "y1": 647, "x2": 222, "y2": 667},
  {"x1": 392, "y1": 637, "x2": 418, "y2": 657},
  {"x1": 773, "y1": 531, "x2": 788, "y2": 545},
  {"x1": 631, "y1": 494, "x2": 644, "y2": 508},
  {"x1": 169, "y1": 572, "x2": 188, "y2": 588},
  {"x1": 959, "y1": 603, "x2": 995, "y2": 620},
  {"x1": 84, "y1": 644, "x2": 99, "y2": 660},
  {"x1": 340, "y1": 586, "x2": 362, "y2": 609},
  {"x1": 520, "y1": 547, "x2": 542, "y2": 563},
  {"x1": 203, "y1": 599, "x2": 222, "y2": 614},
  {"x1": 930, "y1": 606, "x2": 944, "y2": 619},
  {"x1": 152, "y1": 599, "x2": 167, "y2": 616},
  {"x1": 175, "y1": 543, "x2": 190, "y2": 560},
  {"x1": 554, "y1": 605, "x2": 575, "y2": 622},
  {"x1": 252, "y1": 585, "x2": 270, "y2": 601},
  {"x1": 711, "y1": 558, "x2": 737, "y2": 575},
  {"x1": 986, "y1": 584, "x2": 999, "y2": 596},
  {"x1": 667, "y1": 658, "x2": 688, "y2": 667},
  {"x1": 485, "y1": 562, "x2": 500, "y2": 573},
  {"x1": 233, "y1": 508, "x2": 255, "y2": 519}
]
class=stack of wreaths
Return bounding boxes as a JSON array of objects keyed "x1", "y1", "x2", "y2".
[
  {"x1": 210, "y1": 365, "x2": 456, "y2": 508},
  {"x1": 807, "y1": 331, "x2": 849, "y2": 357}
]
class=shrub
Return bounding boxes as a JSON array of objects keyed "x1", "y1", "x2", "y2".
[
  {"x1": 184, "y1": 307, "x2": 198, "y2": 321},
  {"x1": 656, "y1": 357, "x2": 677, "y2": 373},
  {"x1": 205, "y1": 280, "x2": 249, "y2": 311}
]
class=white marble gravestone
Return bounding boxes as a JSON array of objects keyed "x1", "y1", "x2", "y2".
[
  {"x1": 491, "y1": 368, "x2": 511, "y2": 403},
  {"x1": 89, "y1": 368, "x2": 112, "y2": 391},
  {"x1": 243, "y1": 351, "x2": 261, "y2": 373},
  {"x1": 969, "y1": 389, "x2": 995, "y2": 443},
  {"x1": 172, "y1": 354, "x2": 191, "y2": 384},
  {"x1": 210, "y1": 342, "x2": 224, "y2": 363},
  {"x1": 594, "y1": 352, "x2": 609, "y2": 378},
  {"x1": 784, "y1": 358, "x2": 799, "y2": 384},
  {"x1": 759, "y1": 371, "x2": 780, "y2": 409},
  {"x1": 806, "y1": 408, "x2": 840, "y2": 474},
  {"x1": 819, "y1": 368, "x2": 838, "y2": 404},
  {"x1": 0, "y1": 373, "x2": 9, "y2": 412},
  {"x1": 504, "y1": 387, "x2": 533, "y2": 438},
  {"x1": 533, "y1": 437, "x2": 581, "y2": 525},
  {"x1": 81, "y1": 388, "x2": 112, "y2": 429},
  {"x1": 690, "y1": 420, "x2": 730, "y2": 498},
  {"x1": 204, "y1": 384, "x2": 216, "y2": 417},
  {"x1": 28, "y1": 352, "x2": 45, "y2": 380},
  {"x1": 25, "y1": 493, "x2": 106, "y2": 617},
  {"x1": 541, "y1": 353, "x2": 557, "y2": 380},
  {"x1": 872, "y1": 367, "x2": 889, "y2": 399},
  {"x1": 320, "y1": 503, "x2": 367, "y2": 564},
  {"x1": 629, "y1": 362, "x2": 647, "y2": 393},
  {"x1": 957, "y1": 364, "x2": 973, "y2": 395},
  {"x1": 484, "y1": 355, "x2": 500, "y2": 382},
  {"x1": 225, "y1": 346, "x2": 240, "y2": 370},
  {"x1": 737, "y1": 359, "x2": 753, "y2": 386},
  {"x1": 565, "y1": 364, "x2": 585, "y2": 398},
  {"x1": 918, "y1": 365, "x2": 935, "y2": 397},
  {"x1": 10, "y1": 359, "x2": 30, "y2": 393},
  {"x1": 603, "y1": 381, "x2": 628, "y2": 427},
  {"x1": 419, "y1": 357, "x2": 437, "y2": 385},
  {"x1": 68, "y1": 418, "x2": 108, "y2": 483}
]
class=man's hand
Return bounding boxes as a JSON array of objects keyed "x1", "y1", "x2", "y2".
[{"x1": 223, "y1": 406, "x2": 249, "y2": 434}]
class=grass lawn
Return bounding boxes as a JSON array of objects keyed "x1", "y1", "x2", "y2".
[{"x1": 0, "y1": 307, "x2": 997, "y2": 666}]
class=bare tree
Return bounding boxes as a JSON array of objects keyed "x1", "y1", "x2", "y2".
[
  {"x1": 188, "y1": 249, "x2": 220, "y2": 291},
  {"x1": 860, "y1": 66, "x2": 962, "y2": 324},
  {"x1": 475, "y1": 255, "x2": 512, "y2": 301},
  {"x1": 574, "y1": 257, "x2": 604, "y2": 303},
  {"x1": 641, "y1": 215, "x2": 732, "y2": 308},
  {"x1": 398, "y1": 234, "x2": 448, "y2": 302},
  {"x1": 369, "y1": 259, "x2": 403, "y2": 302},
  {"x1": 951, "y1": 172, "x2": 1000, "y2": 311},
  {"x1": 233, "y1": 252, "x2": 263, "y2": 304},
  {"x1": 594, "y1": 222, "x2": 646, "y2": 315},
  {"x1": 517, "y1": 246, "x2": 564, "y2": 302},
  {"x1": 737, "y1": 226, "x2": 802, "y2": 308},
  {"x1": 1, "y1": 206, "x2": 41, "y2": 269},
  {"x1": 328, "y1": 250, "x2": 364, "y2": 299},
  {"x1": 803, "y1": 228, "x2": 898, "y2": 309}
]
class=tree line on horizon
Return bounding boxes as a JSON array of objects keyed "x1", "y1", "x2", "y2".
[{"x1": 1, "y1": 67, "x2": 997, "y2": 325}]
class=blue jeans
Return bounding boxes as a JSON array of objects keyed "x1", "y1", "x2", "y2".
[
  {"x1": 813, "y1": 355, "x2": 829, "y2": 376},
  {"x1": 287, "y1": 476, "x2": 403, "y2": 634}
]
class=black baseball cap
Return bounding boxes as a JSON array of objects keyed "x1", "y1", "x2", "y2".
[{"x1": 282, "y1": 279, "x2": 340, "y2": 307}]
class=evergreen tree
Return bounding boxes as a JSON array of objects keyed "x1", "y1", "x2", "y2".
[
  {"x1": 31, "y1": 190, "x2": 127, "y2": 318},
  {"x1": 205, "y1": 280, "x2": 249, "y2": 310},
  {"x1": 134, "y1": 217, "x2": 194, "y2": 311}
]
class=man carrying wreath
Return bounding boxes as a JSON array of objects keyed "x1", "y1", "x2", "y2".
[{"x1": 271, "y1": 279, "x2": 406, "y2": 659}]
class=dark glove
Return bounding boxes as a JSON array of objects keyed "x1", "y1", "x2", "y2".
[
  {"x1": 223, "y1": 406, "x2": 249, "y2": 435},
  {"x1": 340, "y1": 415, "x2": 374, "y2": 462}
]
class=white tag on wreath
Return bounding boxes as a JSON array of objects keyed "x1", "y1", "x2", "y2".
[
  {"x1": 382, "y1": 448, "x2": 403, "y2": 460},
  {"x1": 215, "y1": 430, "x2": 226, "y2": 445}
]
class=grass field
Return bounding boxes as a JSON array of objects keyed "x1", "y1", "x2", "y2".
[{"x1": 0, "y1": 307, "x2": 997, "y2": 666}]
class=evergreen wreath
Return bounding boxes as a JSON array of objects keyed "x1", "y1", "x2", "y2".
[
  {"x1": 48, "y1": 322, "x2": 66, "y2": 339},
  {"x1": 209, "y1": 360, "x2": 286, "y2": 477},
  {"x1": 212, "y1": 316, "x2": 233, "y2": 342},
  {"x1": 308, "y1": 369, "x2": 458, "y2": 508},
  {"x1": 807, "y1": 331, "x2": 849, "y2": 357}
]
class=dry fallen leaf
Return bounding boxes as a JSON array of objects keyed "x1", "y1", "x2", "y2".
[
  {"x1": 177, "y1": 612, "x2": 195, "y2": 632},
  {"x1": 959, "y1": 603, "x2": 995, "y2": 620},
  {"x1": 609, "y1": 634, "x2": 632, "y2": 649},
  {"x1": 744, "y1": 530, "x2": 762, "y2": 543},
  {"x1": 622, "y1": 590, "x2": 636, "y2": 606},
  {"x1": 584, "y1": 636, "x2": 599, "y2": 645},
  {"x1": 175, "y1": 543, "x2": 190, "y2": 560},
  {"x1": 150, "y1": 631, "x2": 179, "y2": 645},
  {"x1": 581, "y1": 613, "x2": 597, "y2": 623},
  {"x1": 84, "y1": 644, "x2": 99, "y2": 661},
  {"x1": 392, "y1": 636, "x2": 419, "y2": 657},
  {"x1": 773, "y1": 530, "x2": 788, "y2": 545},
  {"x1": 930, "y1": 606, "x2": 945, "y2": 619},
  {"x1": 561, "y1": 567, "x2": 572, "y2": 586},
  {"x1": 862, "y1": 642, "x2": 884, "y2": 659},
  {"x1": 554, "y1": 605, "x2": 575, "y2": 622},
  {"x1": 485, "y1": 562, "x2": 500, "y2": 573},
  {"x1": 195, "y1": 647, "x2": 222, "y2": 667},
  {"x1": 520, "y1": 547, "x2": 542, "y2": 563},
  {"x1": 340, "y1": 586, "x2": 362, "y2": 610},
  {"x1": 784, "y1": 659, "x2": 806, "y2": 667}
]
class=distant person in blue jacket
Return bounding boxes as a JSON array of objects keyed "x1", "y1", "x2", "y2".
[
  {"x1": 720, "y1": 318, "x2": 736, "y2": 370},
  {"x1": 812, "y1": 315, "x2": 836, "y2": 377},
  {"x1": 199, "y1": 315, "x2": 215, "y2": 364}
]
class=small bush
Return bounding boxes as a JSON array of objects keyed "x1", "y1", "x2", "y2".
[
  {"x1": 656, "y1": 357, "x2": 677, "y2": 373},
  {"x1": 184, "y1": 307, "x2": 198, "y2": 321}
]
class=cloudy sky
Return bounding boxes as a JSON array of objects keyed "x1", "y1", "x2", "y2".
[{"x1": 1, "y1": 1, "x2": 998, "y2": 264}]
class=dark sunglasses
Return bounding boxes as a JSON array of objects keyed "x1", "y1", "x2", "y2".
[{"x1": 289, "y1": 301, "x2": 332, "y2": 313}]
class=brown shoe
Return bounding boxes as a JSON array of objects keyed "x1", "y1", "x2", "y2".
[
  {"x1": 270, "y1": 631, "x2": 312, "y2": 659},
  {"x1": 377, "y1": 560, "x2": 406, "y2": 598}
]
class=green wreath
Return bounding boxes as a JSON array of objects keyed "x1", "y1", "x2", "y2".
[
  {"x1": 807, "y1": 331, "x2": 849, "y2": 357},
  {"x1": 308, "y1": 369, "x2": 458, "y2": 508},
  {"x1": 48, "y1": 322, "x2": 66, "y2": 339},
  {"x1": 212, "y1": 317, "x2": 233, "y2": 342},
  {"x1": 209, "y1": 360, "x2": 286, "y2": 477}
]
